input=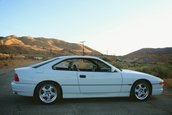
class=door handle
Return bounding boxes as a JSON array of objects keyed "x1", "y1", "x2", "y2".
[{"x1": 80, "y1": 75, "x2": 86, "y2": 78}]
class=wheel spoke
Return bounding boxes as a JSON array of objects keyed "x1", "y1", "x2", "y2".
[
  {"x1": 137, "y1": 92, "x2": 142, "y2": 97},
  {"x1": 51, "y1": 92, "x2": 56, "y2": 97},
  {"x1": 135, "y1": 84, "x2": 142, "y2": 93},
  {"x1": 41, "y1": 93, "x2": 47, "y2": 98},
  {"x1": 144, "y1": 90, "x2": 148, "y2": 95},
  {"x1": 135, "y1": 88, "x2": 140, "y2": 93},
  {"x1": 138, "y1": 84, "x2": 142, "y2": 88},
  {"x1": 48, "y1": 86, "x2": 53, "y2": 91},
  {"x1": 47, "y1": 95, "x2": 51, "y2": 101},
  {"x1": 142, "y1": 92, "x2": 146, "y2": 96},
  {"x1": 42, "y1": 87, "x2": 47, "y2": 92},
  {"x1": 142, "y1": 86, "x2": 146, "y2": 90}
]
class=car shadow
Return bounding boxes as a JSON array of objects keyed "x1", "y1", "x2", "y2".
[
  {"x1": 13, "y1": 96, "x2": 130, "y2": 105},
  {"x1": 13, "y1": 95, "x2": 159, "y2": 105},
  {"x1": 62, "y1": 97, "x2": 131, "y2": 104}
]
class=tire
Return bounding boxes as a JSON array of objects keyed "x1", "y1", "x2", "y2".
[
  {"x1": 130, "y1": 80, "x2": 151, "y2": 101},
  {"x1": 34, "y1": 82, "x2": 62, "y2": 104}
]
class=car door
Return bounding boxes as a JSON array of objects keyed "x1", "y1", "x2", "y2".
[
  {"x1": 75, "y1": 58, "x2": 122, "y2": 93},
  {"x1": 52, "y1": 59, "x2": 79, "y2": 94}
]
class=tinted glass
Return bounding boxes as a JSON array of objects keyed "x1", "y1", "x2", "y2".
[
  {"x1": 53, "y1": 59, "x2": 78, "y2": 71},
  {"x1": 53, "y1": 58, "x2": 111, "y2": 72}
]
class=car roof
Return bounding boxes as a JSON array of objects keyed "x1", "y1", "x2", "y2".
[
  {"x1": 58, "y1": 55, "x2": 101, "y2": 60},
  {"x1": 30, "y1": 55, "x2": 101, "y2": 68}
]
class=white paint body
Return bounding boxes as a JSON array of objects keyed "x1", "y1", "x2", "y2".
[{"x1": 11, "y1": 56, "x2": 163, "y2": 99}]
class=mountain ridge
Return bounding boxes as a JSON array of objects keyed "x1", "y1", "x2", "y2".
[
  {"x1": 0, "y1": 35, "x2": 101, "y2": 57},
  {"x1": 126, "y1": 47, "x2": 172, "y2": 55},
  {"x1": 0, "y1": 35, "x2": 171, "y2": 63},
  {"x1": 123, "y1": 47, "x2": 172, "y2": 63}
]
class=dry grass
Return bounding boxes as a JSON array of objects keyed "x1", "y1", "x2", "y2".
[
  {"x1": 164, "y1": 79, "x2": 172, "y2": 89},
  {"x1": 0, "y1": 59, "x2": 40, "y2": 69}
]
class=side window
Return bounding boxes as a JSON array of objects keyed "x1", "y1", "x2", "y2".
[
  {"x1": 77, "y1": 59, "x2": 111, "y2": 72},
  {"x1": 92, "y1": 59, "x2": 111, "y2": 72},
  {"x1": 52, "y1": 58, "x2": 111, "y2": 72},
  {"x1": 52, "y1": 59, "x2": 78, "y2": 71},
  {"x1": 77, "y1": 59, "x2": 96, "y2": 71}
]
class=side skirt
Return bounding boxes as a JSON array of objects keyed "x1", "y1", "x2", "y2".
[{"x1": 63, "y1": 92, "x2": 130, "y2": 98}]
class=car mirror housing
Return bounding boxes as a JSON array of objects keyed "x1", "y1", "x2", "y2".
[
  {"x1": 111, "y1": 68, "x2": 117, "y2": 72},
  {"x1": 113, "y1": 69, "x2": 118, "y2": 72}
]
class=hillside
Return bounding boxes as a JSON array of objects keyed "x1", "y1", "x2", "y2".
[
  {"x1": 122, "y1": 47, "x2": 172, "y2": 64},
  {"x1": 113, "y1": 47, "x2": 172, "y2": 79},
  {"x1": 0, "y1": 35, "x2": 101, "y2": 57}
]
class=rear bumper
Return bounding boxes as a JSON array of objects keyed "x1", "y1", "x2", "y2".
[{"x1": 11, "y1": 81, "x2": 36, "y2": 96}]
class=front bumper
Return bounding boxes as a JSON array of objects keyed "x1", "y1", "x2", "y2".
[{"x1": 152, "y1": 83, "x2": 163, "y2": 95}]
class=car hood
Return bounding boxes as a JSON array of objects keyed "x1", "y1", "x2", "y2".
[
  {"x1": 121, "y1": 69, "x2": 163, "y2": 82},
  {"x1": 121, "y1": 69, "x2": 150, "y2": 76}
]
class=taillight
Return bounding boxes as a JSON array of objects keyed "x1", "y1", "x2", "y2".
[
  {"x1": 13, "y1": 74, "x2": 19, "y2": 82},
  {"x1": 159, "y1": 81, "x2": 164, "y2": 86}
]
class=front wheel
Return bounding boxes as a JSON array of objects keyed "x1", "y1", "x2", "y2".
[
  {"x1": 35, "y1": 82, "x2": 61, "y2": 104},
  {"x1": 131, "y1": 81, "x2": 151, "y2": 101}
]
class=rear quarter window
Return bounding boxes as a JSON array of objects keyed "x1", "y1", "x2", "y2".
[{"x1": 32, "y1": 58, "x2": 59, "y2": 68}]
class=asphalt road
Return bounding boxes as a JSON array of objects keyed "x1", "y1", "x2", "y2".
[{"x1": 0, "y1": 70, "x2": 172, "y2": 115}]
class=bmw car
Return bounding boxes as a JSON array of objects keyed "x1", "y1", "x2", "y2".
[{"x1": 11, "y1": 56, "x2": 164, "y2": 104}]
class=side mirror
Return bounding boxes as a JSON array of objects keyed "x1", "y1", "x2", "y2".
[
  {"x1": 111, "y1": 68, "x2": 118, "y2": 72},
  {"x1": 113, "y1": 70, "x2": 118, "y2": 72}
]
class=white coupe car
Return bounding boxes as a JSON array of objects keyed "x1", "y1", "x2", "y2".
[{"x1": 11, "y1": 56, "x2": 164, "y2": 104}]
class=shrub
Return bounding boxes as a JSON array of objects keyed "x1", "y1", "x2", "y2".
[{"x1": 137, "y1": 65, "x2": 172, "y2": 78}]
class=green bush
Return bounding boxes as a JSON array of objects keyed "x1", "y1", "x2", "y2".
[
  {"x1": 136, "y1": 65, "x2": 172, "y2": 78},
  {"x1": 111, "y1": 61, "x2": 172, "y2": 78}
]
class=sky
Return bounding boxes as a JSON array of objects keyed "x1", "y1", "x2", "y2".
[{"x1": 0, "y1": 0, "x2": 172, "y2": 55}]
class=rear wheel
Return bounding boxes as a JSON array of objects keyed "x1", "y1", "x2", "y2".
[
  {"x1": 35, "y1": 82, "x2": 61, "y2": 104},
  {"x1": 131, "y1": 81, "x2": 151, "y2": 101}
]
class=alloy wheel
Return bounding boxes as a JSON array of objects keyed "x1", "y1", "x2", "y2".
[{"x1": 39, "y1": 84, "x2": 57, "y2": 103}]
